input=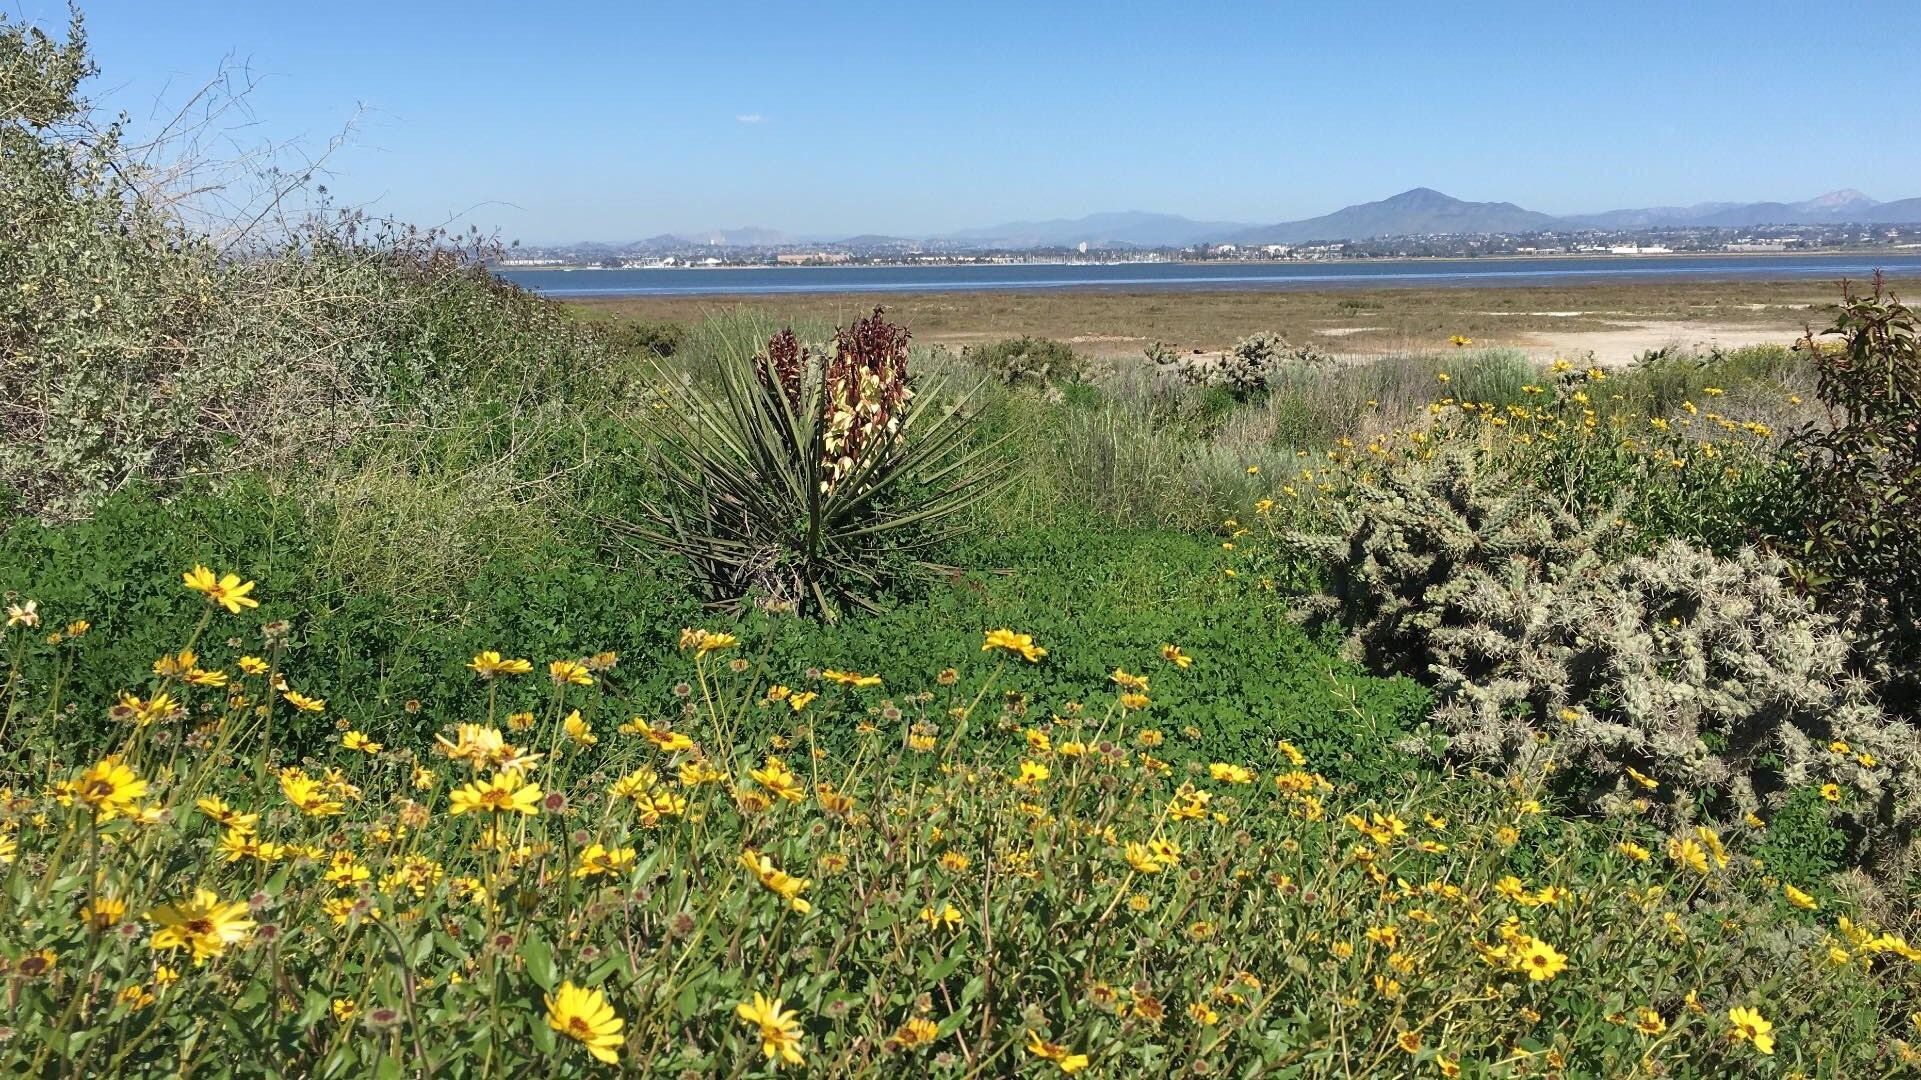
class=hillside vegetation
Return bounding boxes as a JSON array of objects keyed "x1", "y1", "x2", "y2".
[{"x1": 2, "y1": 11, "x2": 1918, "y2": 1078}]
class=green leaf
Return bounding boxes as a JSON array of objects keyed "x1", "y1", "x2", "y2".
[{"x1": 520, "y1": 936, "x2": 556, "y2": 991}]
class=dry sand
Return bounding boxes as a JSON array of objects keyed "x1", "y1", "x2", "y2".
[{"x1": 1507, "y1": 320, "x2": 1806, "y2": 367}]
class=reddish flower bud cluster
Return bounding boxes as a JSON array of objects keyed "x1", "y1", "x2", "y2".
[{"x1": 754, "y1": 308, "x2": 914, "y2": 493}]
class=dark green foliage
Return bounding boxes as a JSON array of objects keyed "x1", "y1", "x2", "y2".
[
  {"x1": 602, "y1": 317, "x2": 687, "y2": 359},
  {"x1": 1, "y1": 491, "x2": 1424, "y2": 791},
  {"x1": 1773, "y1": 277, "x2": 1921, "y2": 710},
  {"x1": 0, "y1": 483, "x2": 702, "y2": 755},
  {"x1": 1751, "y1": 787, "x2": 1850, "y2": 893},
  {"x1": 762, "y1": 524, "x2": 1431, "y2": 788}
]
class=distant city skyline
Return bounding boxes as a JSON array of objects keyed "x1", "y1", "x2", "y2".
[{"x1": 19, "y1": 0, "x2": 1921, "y2": 243}]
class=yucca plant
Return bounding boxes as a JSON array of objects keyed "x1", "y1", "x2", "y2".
[{"x1": 632, "y1": 308, "x2": 1008, "y2": 618}]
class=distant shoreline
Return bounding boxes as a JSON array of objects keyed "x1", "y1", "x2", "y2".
[
  {"x1": 493, "y1": 245, "x2": 1916, "y2": 274},
  {"x1": 497, "y1": 251, "x2": 1921, "y2": 302}
]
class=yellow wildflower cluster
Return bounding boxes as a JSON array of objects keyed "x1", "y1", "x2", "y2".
[{"x1": 0, "y1": 577, "x2": 1911, "y2": 1075}]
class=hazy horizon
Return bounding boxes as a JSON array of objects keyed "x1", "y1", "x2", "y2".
[{"x1": 19, "y1": 0, "x2": 1921, "y2": 244}]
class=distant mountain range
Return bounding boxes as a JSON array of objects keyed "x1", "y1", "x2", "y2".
[
  {"x1": 588, "y1": 187, "x2": 1921, "y2": 252},
  {"x1": 1561, "y1": 190, "x2": 1921, "y2": 229},
  {"x1": 1226, "y1": 188, "x2": 1561, "y2": 246}
]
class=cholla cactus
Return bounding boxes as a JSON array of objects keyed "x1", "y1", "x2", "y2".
[
  {"x1": 1447, "y1": 543, "x2": 1918, "y2": 843},
  {"x1": 1289, "y1": 447, "x2": 1612, "y2": 677},
  {"x1": 963, "y1": 337, "x2": 1083, "y2": 388},
  {"x1": 1293, "y1": 448, "x2": 1921, "y2": 862},
  {"x1": 1162, "y1": 332, "x2": 1298, "y2": 398},
  {"x1": 1142, "y1": 340, "x2": 1179, "y2": 367}
]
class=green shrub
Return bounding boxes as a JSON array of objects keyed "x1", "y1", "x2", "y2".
[
  {"x1": 602, "y1": 316, "x2": 687, "y2": 358},
  {"x1": 0, "y1": 12, "x2": 621, "y2": 522},
  {"x1": 997, "y1": 396, "x2": 1289, "y2": 532},
  {"x1": 1773, "y1": 278, "x2": 1921, "y2": 712},
  {"x1": 1, "y1": 12, "x2": 227, "y2": 519},
  {"x1": 1440, "y1": 348, "x2": 1535, "y2": 409},
  {"x1": 670, "y1": 307, "x2": 836, "y2": 387},
  {"x1": 1615, "y1": 344, "x2": 1806, "y2": 417},
  {"x1": 1490, "y1": 412, "x2": 1795, "y2": 556}
]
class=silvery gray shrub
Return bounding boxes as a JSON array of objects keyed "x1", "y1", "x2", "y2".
[{"x1": 1291, "y1": 447, "x2": 1920, "y2": 865}]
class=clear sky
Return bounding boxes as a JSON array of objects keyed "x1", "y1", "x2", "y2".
[{"x1": 14, "y1": 0, "x2": 1921, "y2": 243}]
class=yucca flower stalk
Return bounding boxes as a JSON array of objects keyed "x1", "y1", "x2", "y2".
[{"x1": 632, "y1": 308, "x2": 1009, "y2": 617}]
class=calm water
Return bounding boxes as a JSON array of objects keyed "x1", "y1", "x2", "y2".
[{"x1": 496, "y1": 252, "x2": 1921, "y2": 298}]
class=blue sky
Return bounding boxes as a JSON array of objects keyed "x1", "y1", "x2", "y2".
[{"x1": 15, "y1": 0, "x2": 1921, "y2": 242}]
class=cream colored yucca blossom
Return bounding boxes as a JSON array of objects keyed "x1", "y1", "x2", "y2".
[{"x1": 4, "y1": 598, "x2": 38, "y2": 628}]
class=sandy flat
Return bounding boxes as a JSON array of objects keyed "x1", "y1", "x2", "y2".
[{"x1": 1512, "y1": 320, "x2": 1805, "y2": 366}]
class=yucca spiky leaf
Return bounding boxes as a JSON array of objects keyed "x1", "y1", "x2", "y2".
[{"x1": 625, "y1": 309, "x2": 1011, "y2": 617}]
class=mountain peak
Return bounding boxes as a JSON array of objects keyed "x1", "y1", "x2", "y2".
[
  {"x1": 1233, "y1": 188, "x2": 1557, "y2": 246},
  {"x1": 1800, "y1": 189, "x2": 1877, "y2": 210}
]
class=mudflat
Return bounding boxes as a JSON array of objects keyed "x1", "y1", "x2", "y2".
[{"x1": 570, "y1": 278, "x2": 1921, "y2": 364}]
